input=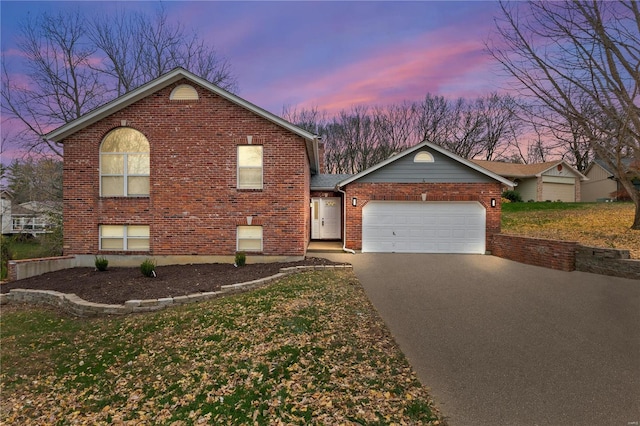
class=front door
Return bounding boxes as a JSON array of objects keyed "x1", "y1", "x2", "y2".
[{"x1": 311, "y1": 197, "x2": 341, "y2": 239}]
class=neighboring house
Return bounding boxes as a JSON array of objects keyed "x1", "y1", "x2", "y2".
[
  {"x1": 472, "y1": 160, "x2": 587, "y2": 202},
  {"x1": 0, "y1": 193, "x2": 61, "y2": 236},
  {"x1": 582, "y1": 158, "x2": 640, "y2": 202},
  {"x1": 45, "y1": 67, "x2": 514, "y2": 265}
]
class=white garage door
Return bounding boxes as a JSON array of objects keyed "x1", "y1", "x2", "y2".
[{"x1": 362, "y1": 201, "x2": 486, "y2": 254}]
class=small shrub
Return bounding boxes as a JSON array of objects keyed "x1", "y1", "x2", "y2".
[
  {"x1": 502, "y1": 190, "x2": 523, "y2": 203},
  {"x1": 94, "y1": 256, "x2": 109, "y2": 271},
  {"x1": 609, "y1": 189, "x2": 632, "y2": 201},
  {"x1": 235, "y1": 251, "x2": 246, "y2": 267},
  {"x1": 140, "y1": 258, "x2": 157, "y2": 277}
]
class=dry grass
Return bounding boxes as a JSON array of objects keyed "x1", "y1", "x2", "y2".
[
  {"x1": 1, "y1": 270, "x2": 446, "y2": 425},
  {"x1": 502, "y1": 202, "x2": 640, "y2": 259}
]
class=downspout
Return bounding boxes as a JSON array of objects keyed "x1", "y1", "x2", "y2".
[{"x1": 337, "y1": 187, "x2": 356, "y2": 254}]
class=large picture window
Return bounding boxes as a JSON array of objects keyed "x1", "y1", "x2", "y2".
[
  {"x1": 237, "y1": 145, "x2": 263, "y2": 189},
  {"x1": 237, "y1": 226, "x2": 263, "y2": 252},
  {"x1": 100, "y1": 128, "x2": 150, "y2": 196},
  {"x1": 100, "y1": 225, "x2": 150, "y2": 251}
]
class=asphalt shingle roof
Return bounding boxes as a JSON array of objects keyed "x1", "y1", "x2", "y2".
[{"x1": 310, "y1": 174, "x2": 353, "y2": 190}]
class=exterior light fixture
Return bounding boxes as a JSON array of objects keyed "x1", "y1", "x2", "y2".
[
  {"x1": 352, "y1": 197, "x2": 357, "y2": 207},
  {"x1": 491, "y1": 198, "x2": 496, "y2": 208}
]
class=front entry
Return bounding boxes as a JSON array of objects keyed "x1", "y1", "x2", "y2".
[{"x1": 311, "y1": 197, "x2": 341, "y2": 239}]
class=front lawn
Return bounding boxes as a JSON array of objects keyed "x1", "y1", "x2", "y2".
[
  {"x1": 0, "y1": 270, "x2": 445, "y2": 425},
  {"x1": 501, "y1": 202, "x2": 640, "y2": 259}
]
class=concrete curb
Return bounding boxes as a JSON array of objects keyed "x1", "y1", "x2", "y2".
[{"x1": 0, "y1": 264, "x2": 352, "y2": 317}]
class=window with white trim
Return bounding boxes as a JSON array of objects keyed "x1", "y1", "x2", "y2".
[
  {"x1": 100, "y1": 225, "x2": 150, "y2": 251},
  {"x1": 100, "y1": 128, "x2": 150, "y2": 197},
  {"x1": 237, "y1": 226, "x2": 263, "y2": 252},
  {"x1": 237, "y1": 145, "x2": 263, "y2": 189}
]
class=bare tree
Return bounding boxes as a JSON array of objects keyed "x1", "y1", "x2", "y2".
[
  {"x1": 281, "y1": 105, "x2": 326, "y2": 135},
  {"x1": 489, "y1": 0, "x2": 640, "y2": 228},
  {"x1": 372, "y1": 102, "x2": 418, "y2": 159},
  {"x1": 477, "y1": 93, "x2": 517, "y2": 160},
  {"x1": 2, "y1": 6, "x2": 237, "y2": 158},
  {"x1": 415, "y1": 93, "x2": 454, "y2": 145},
  {"x1": 2, "y1": 11, "x2": 106, "y2": 157}
]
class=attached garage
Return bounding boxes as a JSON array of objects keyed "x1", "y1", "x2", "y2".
[
  {"x1": 336, "y1": 141, "x2": 515, "y2": 254},
  {"x1": 541, "y1": 178, "x2": 576, "y2": 202},
  {"x1": 362, "y1": 201, "x2": 486, "y2": 253}
]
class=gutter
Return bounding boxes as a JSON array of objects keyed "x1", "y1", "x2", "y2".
[{"x1": 337, "y1": 187, "x2": 356, "y2": 254}]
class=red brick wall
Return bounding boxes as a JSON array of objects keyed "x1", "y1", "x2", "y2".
[
  {"x1": 63, "y1": 79, "x2": 311, "y2": 257},
  {"x1": 342, "y1": 182, "x2": 503, "y2": 250},
  {"x1": 491, "y1": 234, "x2": 576, "y2": 271}
]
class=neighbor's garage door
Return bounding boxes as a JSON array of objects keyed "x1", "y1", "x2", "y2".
[
  {"x1": 362, "y1": 201, "x2": 486, "y2": 254},
  {"x1": 542, "y1": 182, "x2": 575, "y2": 202}
]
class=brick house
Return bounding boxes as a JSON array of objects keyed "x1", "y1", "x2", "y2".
[
  {"x1": 46, "y1": 68, "x2": 513, "y2": 265},
  {"x1": 333, "y1": 142, "x2": 513, "y2": 253}
]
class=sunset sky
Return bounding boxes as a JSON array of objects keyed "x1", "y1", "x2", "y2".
[{"x1": 1, "y1": 1, "x2": 509, "y2": 160}]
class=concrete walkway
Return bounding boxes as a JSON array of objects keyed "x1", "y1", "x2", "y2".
[{"x1": 317, "y1": 252, "x2": 640, "y2": 426}]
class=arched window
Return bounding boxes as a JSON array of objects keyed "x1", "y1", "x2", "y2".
[
  {"x1": 170, "y1": 84, "x2": 199, "y2": 100},
  {"x1": 100, "y1": 128, "x2": 150, "y2": 197},
  {"x1": 414, "y1": 151, "x2": 434, "y2": 163}
]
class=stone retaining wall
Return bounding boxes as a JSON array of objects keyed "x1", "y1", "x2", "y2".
[
  {"x1": 575, "y1": 245, "x2": 640, "y2": 280},
  {"x1": 491, "y1": 234, "x2": 640, "y2": 280},
  {"x1": 0, "y1": 265, "x2": 353, "y2": 317}
]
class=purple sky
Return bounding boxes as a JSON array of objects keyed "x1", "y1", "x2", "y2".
[{"x1": 1, "y1": 1, "x2": 508, "y2": 161}]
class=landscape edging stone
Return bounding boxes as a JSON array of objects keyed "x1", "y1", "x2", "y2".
[{"x1": 1, "y1": 265, "x2": 352, "y2": 317}]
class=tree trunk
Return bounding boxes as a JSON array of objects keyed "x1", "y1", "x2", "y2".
[
  {"x1": 633, "y1": 202, "x2": 640, "y2": 230},
  {"x1": 620, "y1": 179, "x2": 640, "y2": 229}
]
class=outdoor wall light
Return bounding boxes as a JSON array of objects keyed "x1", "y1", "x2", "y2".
[
  {"x1": 491, "y1": 198, "x2": 496, "y2": 208},
  {"x1": 352, "y1": 197, "x2": 357, "y2": 207}
]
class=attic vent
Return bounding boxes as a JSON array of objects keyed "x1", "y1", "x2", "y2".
[
  {"x1": 170, "y1": 84, "x2": 199, "y2": 101},
  {"x1": 414, "y1": 151, "x2": 434, "y2": 163}
]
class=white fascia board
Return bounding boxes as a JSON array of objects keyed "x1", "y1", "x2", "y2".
[
  {"x1": 536, "y1": 160, "x2": 588, "y2": 181},
  {"x1": 337, "y1": 141, "x2": 516, "y2": 188}
]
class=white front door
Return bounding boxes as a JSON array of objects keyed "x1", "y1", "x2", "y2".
[{"x1": 311, "y1": 197, "x2": 341, "y2": 239}]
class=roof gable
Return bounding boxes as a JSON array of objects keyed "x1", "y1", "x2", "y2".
[
  {"x1": 44, "y1": 67, "x2": 321, "y2": 173},
  {"x1": 338, "y1": 141, "x2": 515, "y2": 188},
  {"x1": 472, "y1": 159, "x2": 587, "y2": 181}
]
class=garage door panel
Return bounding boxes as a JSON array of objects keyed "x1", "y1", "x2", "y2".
[{"x1": 362, "y1": 201, "x2": 485, "y2": 254}]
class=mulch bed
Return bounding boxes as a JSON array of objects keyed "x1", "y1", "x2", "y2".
[{"x1": 0, "y1": 257, "x2": 344, "y2": 305}]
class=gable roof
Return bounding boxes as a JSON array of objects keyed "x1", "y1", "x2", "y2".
[
  {"x1": 44, "y1": 67, "x2": 321, "y2": 173},
  {"x1": 337, "y1": 141, "x2": 515, "y2": 188},
  {"x1": 472, "y1": 159, "x2": 588, "y2": 181},
  {"x1": 585, "y1": 158, "x2": 639, "y2": 177}
]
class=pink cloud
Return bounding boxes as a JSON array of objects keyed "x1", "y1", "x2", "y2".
[{"x1": 265, "y1": 27, "x2": 498, "y2": 115}]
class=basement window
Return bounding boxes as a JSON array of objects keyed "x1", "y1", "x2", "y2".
[
  {"x1": 100, "y1": 225, "x2": 150, "y2": 251},
  {"x1": 237, "y1": 226, "x2": 263, "y2": 252}
]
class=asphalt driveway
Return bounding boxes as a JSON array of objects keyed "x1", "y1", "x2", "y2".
[{"x1": 318, "y1": 253, "x2": 640, "y2": 426}]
